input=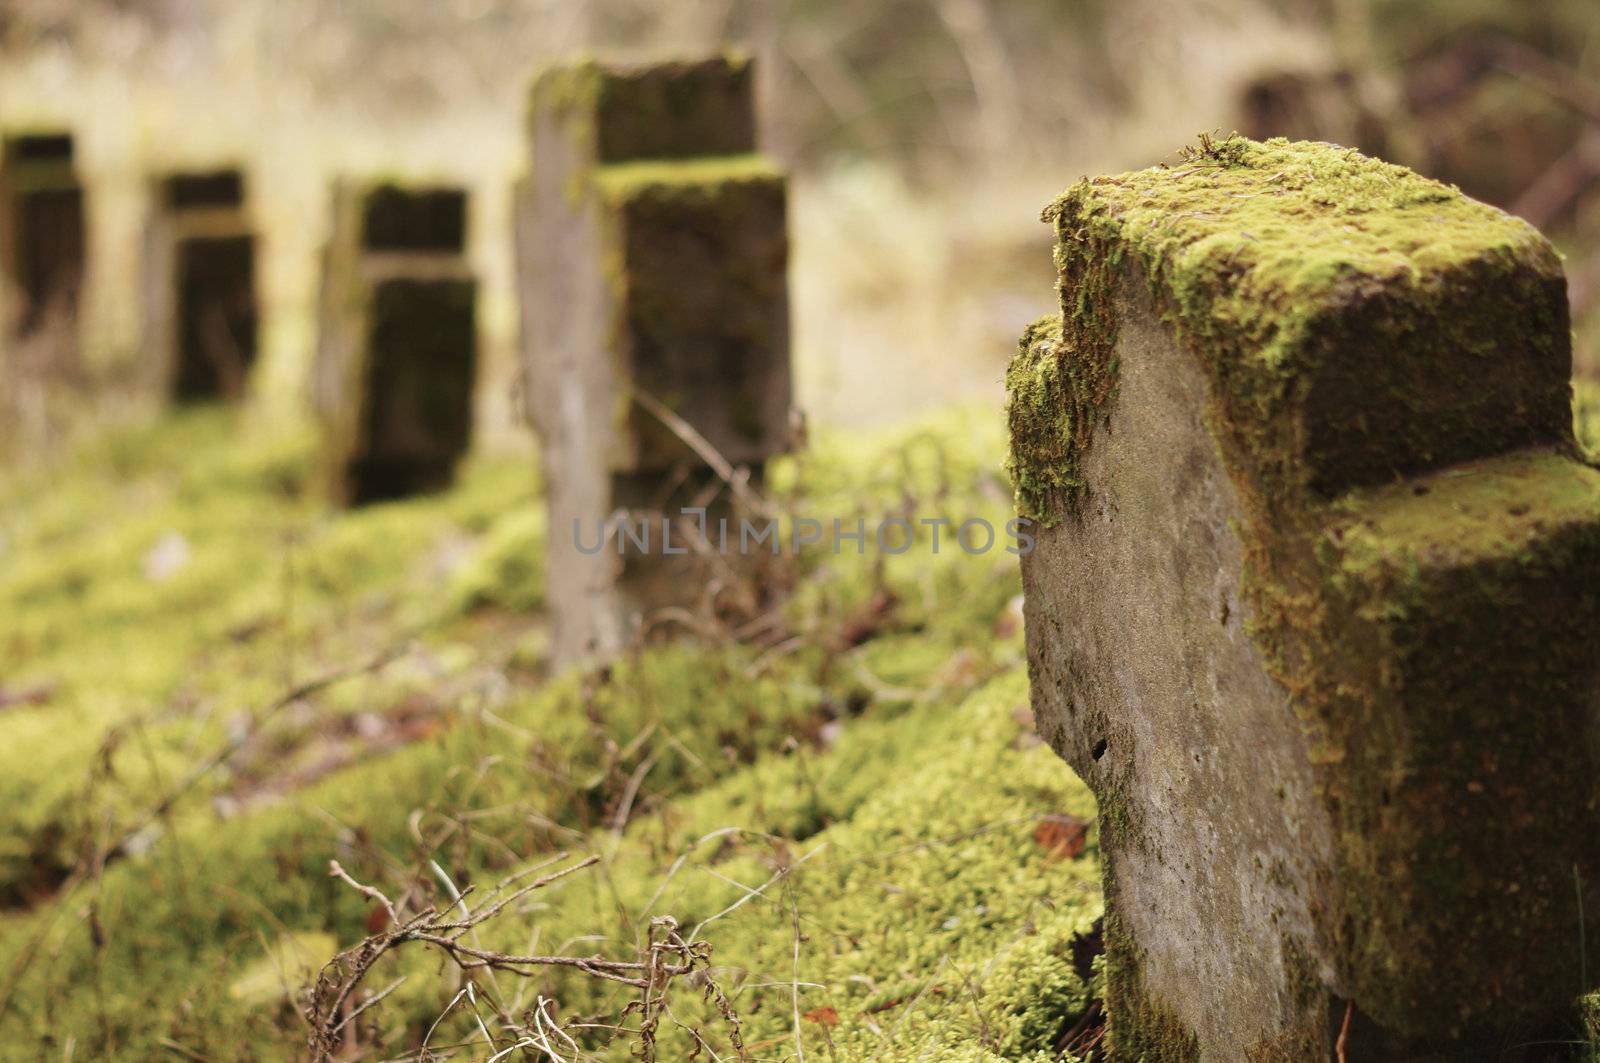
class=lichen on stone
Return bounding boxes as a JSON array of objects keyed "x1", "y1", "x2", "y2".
[
  {"x1": 592, "y1": 153, "x2": 782, "y2": 202},
  {"x1": 529, "y1": 53, "x2": 756, "y2": 167},
  {"x1": 1101, "y1": 911, "x2": 1200, "y2": 1062},
  {"x1": 1009, "y1": 134, "x2": 1572, "y2": 522},
  {"x1": 1004, "y1": 314, "x2": 1075, "y2": 523}
]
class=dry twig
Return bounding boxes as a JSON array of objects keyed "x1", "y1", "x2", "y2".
[{"x1": 309, "y1": 854, "x2": 748, "y2": 1062}]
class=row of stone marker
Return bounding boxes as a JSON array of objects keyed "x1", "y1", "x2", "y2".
[
  {"x1": 0, "y1": 55, "x2": 790, "y2": 666},
  {"x1": 0, "y1": 136, "x2": 257, "y2": 399}
]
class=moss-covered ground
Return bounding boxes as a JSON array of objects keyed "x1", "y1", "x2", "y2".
[
  {"x1": 3, "y1": 376, "x2": 1594, "y2": 1060},
  {"x1": 0, "y1": 404, "x2": 1103, "y2": 1060}
]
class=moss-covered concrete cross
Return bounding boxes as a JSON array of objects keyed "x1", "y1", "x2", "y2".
[
  {"x1": 1010, "y1": 135, "x2": 1600, "y2": 1059},
  {"x1": 313, "y1": 180, "x2": 478, "y2": 506},
  {"x1": 0, "y1": 131, "x2": 86, "y2": 363},
  {"x1": 516, "y1": 54, "x2": 793, "y2": 666},
  {"x1": 142, "y1": 169, "x2": 259, "y2": 403}
]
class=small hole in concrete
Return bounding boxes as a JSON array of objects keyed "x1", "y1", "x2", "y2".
[{"x1": 1091, "y1": 738, "x2": 1108, "y2": 761}]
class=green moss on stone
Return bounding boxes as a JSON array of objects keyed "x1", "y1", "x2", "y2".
[
  {"x1": 529, "y1": 54, "x2": 756, "y2": 167},
  {"x1": 592, "y1": 53, "x2": 754, "y2": 163},
  {"x1": 1041, "y1": 136, "x2": 1550, "y2": 367},
  {"x1": 1308, "y1": 452, "x2": 1600, "y2": 1034},
  {"x1": 1012, "y1": 135, "x2": 1572, "y2": 522},
  {"x1": 1004, "y1": 304, "x2": 1115, "y2": 521},
  {"x1": 592, "y1": 154, "x2": 782, "y2": 200},
  {"x1": 528, "y1": 57, "x2": 603, "y2": 120},
  {"x1": 1102, "y1": 911, "x2": 1200, "y2": 1062},
  {"x1": 604, "y1": 160, "x2": 789, "y2": 468},
  {"x1": 1005, "y1": 172, "x2": 1130, "y2": 523},
  {"x1": 1331, "y1": 449, "x2": 1600, "y2": 574}
]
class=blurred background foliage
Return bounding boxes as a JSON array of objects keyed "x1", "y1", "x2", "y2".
[{"x1": 0, "y1": 0, "x2": 1596, "y2": 455}]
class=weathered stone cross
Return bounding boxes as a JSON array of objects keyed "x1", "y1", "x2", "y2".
[
  {"x1": 517, "y1": 55, "x2": 792, "y2": 665},
  {"x1": 1010, "y1": 136, "x2": 1600, "y2": 1058},
  {"x1": 315, "y1": 180, "x2": 478, "y2": 505},
  {"x1": 0, "y1": 132, "x2": 86, "y2": 358},
  {"x1": 144, "y1": 169, "x2": 259, "y2": 402}
]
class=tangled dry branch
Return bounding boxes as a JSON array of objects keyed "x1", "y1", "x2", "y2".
[{"x1": 308, "y1": 853, "x2": 748, "y2": 1061}]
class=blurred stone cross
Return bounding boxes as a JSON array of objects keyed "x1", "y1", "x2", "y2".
[
  {"x1": 517, "y1": 55, "x2": 793, "y2": 665},
  {"x1": 0, "y1": 131, "x2": 86, "y2": 368},
  {"x1": 315, "y1": 181, "x2": 477, "y2": 506},
  {"x1": 143, "y1": 169, "x2": 259, "y2": 402},
  {"x1": 1009, "y1": 135, "x2": 1600, "y2": 1058}
]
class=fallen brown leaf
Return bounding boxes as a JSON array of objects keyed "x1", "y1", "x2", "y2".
[
  {"x1": 1033, "y1": 815, "x2": 1089, "y2": 860},
  {"x1": 802, "y1": 1006, "x2": 839, "y2": 1026}
]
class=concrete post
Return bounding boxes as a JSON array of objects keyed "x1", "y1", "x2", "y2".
[
  {"x1": 314, "y1": 181, "x2": 477, "y2": 505},
  {"x1": 516, "y1": 55, "x2": 792, "y2": 665},
  {"x1": 0, "y1": 132, "x2": 86, "y2": 368},
  {"x1": 143, "y1": 169, "x2": 258, "y2": 401}
]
